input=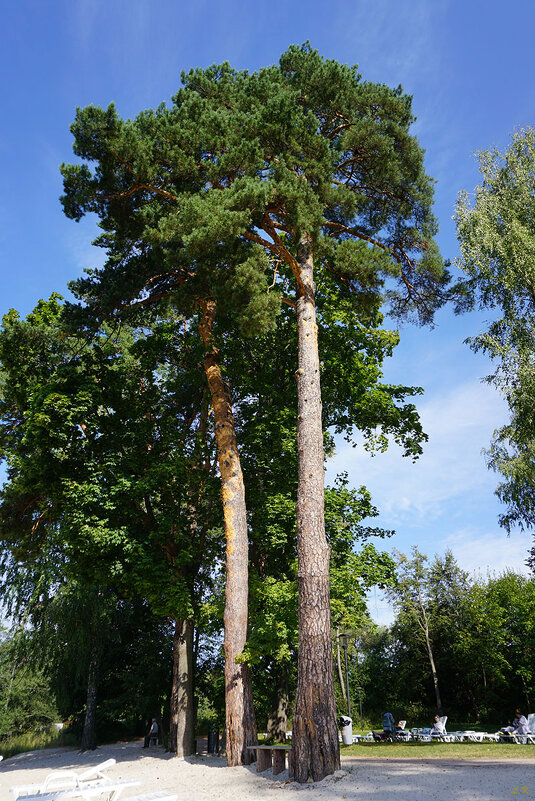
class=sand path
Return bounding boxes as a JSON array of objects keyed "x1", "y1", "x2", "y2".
[{"x1": 1, "y1": 740, "x2": 534, "y2": 801}]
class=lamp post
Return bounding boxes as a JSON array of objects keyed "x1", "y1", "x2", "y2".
[
  {"x1": 339, "y1": 632, "x2": 351, "y2": 718},
  {"x1": 357, "y1": 686, "x2": 363, "y2": 731}
]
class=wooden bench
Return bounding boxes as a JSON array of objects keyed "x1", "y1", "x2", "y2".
[{"x1": 247, "y1": 744, "x2": 293, "y2": 776}]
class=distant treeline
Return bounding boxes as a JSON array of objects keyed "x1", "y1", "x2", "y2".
[
  {"x1": 1, "y1": 551, "x2": 532, "y2": 748},
  {"x1": 340, "y1": 551, "x2": 535, "y2": 728}
]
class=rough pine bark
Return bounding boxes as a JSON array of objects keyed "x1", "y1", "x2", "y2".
[
  {"x1": 198, "y1": 298, "x2": 257, "y2": 766},
  {"x1": 292, "y1": 236, "x2": 340, "y2": 783},
  {"x1": 80, "y1": 653, "x2": 98, "y2": 751},
  {"x1": 169, "y1": 618, "x2": 195, "y2": 756}
]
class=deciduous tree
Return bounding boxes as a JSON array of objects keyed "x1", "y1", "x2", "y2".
[
  {"x1": 0, "y1": 297, "x2": 219, "y2": 754},
  {"x1": 456, "y1": 128, "x2": 535, "y2": 544}
]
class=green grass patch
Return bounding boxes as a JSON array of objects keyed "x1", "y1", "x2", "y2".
[
  {"x1": 341, "y1": 740, "x2": 535, "y2": 759},
  {"x1": 0, "y1": 728, "x2": 78, "y2": 760}
]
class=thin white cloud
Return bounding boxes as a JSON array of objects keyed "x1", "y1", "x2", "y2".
[
  {"x1": 444, "y1": 528, "x2": 531, "y2": 579},
  {"x1": 330, "y1": 379, "x2": 507, "y2": 524},
  {"x1": 69, "y1": 0, "x2": 107, "y2": 54},
  {"x1": 367, "y1": 528, "x2": 531, "y2": 628},
  {"x1": 338, "y1": 0, "x2": 450, "y2": 89}
]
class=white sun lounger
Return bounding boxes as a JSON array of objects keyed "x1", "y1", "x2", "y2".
[
  {"x1": 77, "y1": 760, "x2": 117, "y2": 782},
  {"x1": 11, "y1": 759, "x2": 118, "y2": 798},
  {"x1": 10, "y1": 778, "x2": 139, "y2": 801}
]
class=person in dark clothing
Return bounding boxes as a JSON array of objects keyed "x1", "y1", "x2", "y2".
[{"x1": 143, "y1": 717, "x2": 158, "y2": 748}]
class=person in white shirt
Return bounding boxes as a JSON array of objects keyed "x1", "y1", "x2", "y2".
[
  {"x1": 431, "y1": 715, "x2": 445, "y2": 736},
  {"x1": 503, "y1": 709, "x2": 528, "y2": 735}
]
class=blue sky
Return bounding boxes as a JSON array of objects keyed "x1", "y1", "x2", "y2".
[{"x1": 2, "y1": 0, "x2": 534, "y2": 623}]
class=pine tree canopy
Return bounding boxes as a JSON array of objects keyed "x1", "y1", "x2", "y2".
[{"x1": 60, "y1": 43, "x2": 447, "y2": 330}]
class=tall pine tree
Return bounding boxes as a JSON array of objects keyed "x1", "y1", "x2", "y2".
[{"x1": 60, "y1": 44, "x2": 446, "y2": 778}]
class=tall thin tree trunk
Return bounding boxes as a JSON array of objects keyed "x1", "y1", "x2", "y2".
[
  {"x1": 482, "y1": 664, "x2": 488, "y2": 712},
  {"x1": 169, "y1": 618, "x2": 195, "y2": 757},
  {"x1": 80, "y1": 652, "x2": 99, "y2": 751},
  {"x1": 521, "y1": 675, "x2": 531, "y2": 712},
  {"x1": 168, "y1": 409, "x2": 208, "y2": 757},
  {"x1": 335, "y1": 627, "x2": 347, "y2": 707},
  {"x1": 266, "y1": 666, "x2": 289, "y2": 743},
  {"x1": 292, "y1": 236, "x2": 340, "y2": 783},
  {"x1": 198, "y1": 298, "x2": 257, "y2": 766},
  {"x1": 421, "y1": 615, "x2": 442, "y2": 715}
]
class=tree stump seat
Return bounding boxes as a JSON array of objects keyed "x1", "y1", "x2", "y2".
[{"x1": 246, "y1": 745, "x2": 293, "y2": 776}]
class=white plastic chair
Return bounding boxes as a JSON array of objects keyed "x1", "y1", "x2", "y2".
[
  {"x1": 525, "y1": 713, "x2": 535, "y2": 744},
  {"x1": 510, "y1": 713, "x2": 535, "y2": 744}
]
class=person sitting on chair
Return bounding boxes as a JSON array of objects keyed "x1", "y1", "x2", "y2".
[
  {"x1": 431, "y1": 715, "x2": 445, "y2": 736},
  {"x1": 143, "y1": 717, "x2": 158, "y2": 748},
  {"x1": 502, "y1": 709, "x2": 528, "y2": 736},
  {"x1": 394, "y1": 720, "x2": 408, "y2": 741}
]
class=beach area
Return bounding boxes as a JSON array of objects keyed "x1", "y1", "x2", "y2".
[{"x1": 1, "y1": 740, "x2": 534, "y2": 801}]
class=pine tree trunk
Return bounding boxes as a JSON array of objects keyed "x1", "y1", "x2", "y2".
[
  {"x1": 80, "y1": 653, "x2": 98, "y2": 751},
  {"x1": 169, "y1": 618, "x2": 195, "y2": 757},
  {"x1": 198, "y1": 298, "x2": 257, "y2": 766},
  {"x1": 292, "y1": 236, "x2": 340, "y2": 783}
]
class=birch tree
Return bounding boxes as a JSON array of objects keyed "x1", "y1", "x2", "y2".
[{"x1": 456, "y1": 128, "x2": 535, "y2": 544}]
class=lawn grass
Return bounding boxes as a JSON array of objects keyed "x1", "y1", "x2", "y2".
[
  {"x1": 341, "y1": 740, "x2": 535, "y2": 759},
  {"x1": 0, "y1": 728, "x2": 78, "y2": 760}
]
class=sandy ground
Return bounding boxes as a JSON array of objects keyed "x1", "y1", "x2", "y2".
[{"x1": 1, "y1": 739, "x2": 535, "y2": 801}]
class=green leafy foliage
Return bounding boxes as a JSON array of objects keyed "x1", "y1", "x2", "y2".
[
  {"x1": 456, "y1": 127, "x2": 535, "y2": 538},
  {"x1": 0, "y1": 627, "x2": 58, "y2": 741},
  {"x1": 356, "y1": 551, "x2": 535, "y2": 725},
  {"x1": 0, "y1": 297, "x2": 222, "y2": 618}
]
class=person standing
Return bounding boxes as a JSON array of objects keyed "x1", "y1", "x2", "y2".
[{"x1": 382, "y1": 712, "x2": 395, "y2": 738}]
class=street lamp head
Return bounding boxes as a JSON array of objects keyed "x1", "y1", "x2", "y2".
[{"x1": 339, "y1": 632, "x2": 351, "y2": 648}]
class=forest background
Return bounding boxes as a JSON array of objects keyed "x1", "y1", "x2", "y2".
[{"x1": 1, "y1": 0, "x2": 535, "y2": 758}]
